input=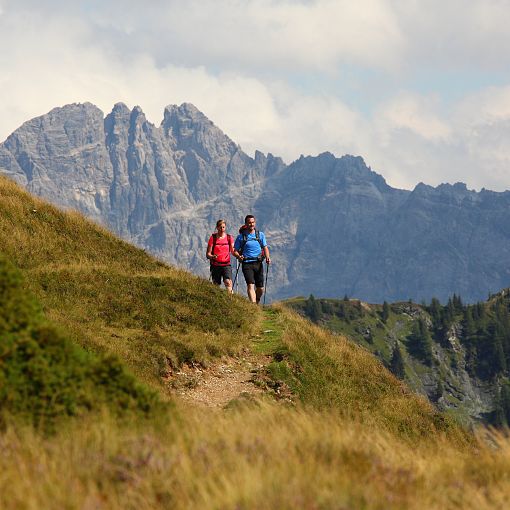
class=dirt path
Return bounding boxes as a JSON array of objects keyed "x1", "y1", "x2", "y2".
[
  {"x1": 171, "y1": 348, "x2": 273, "y2": 408},
  {"x1": 170, "y1": 310, "x2": 290, "y2": 408}
]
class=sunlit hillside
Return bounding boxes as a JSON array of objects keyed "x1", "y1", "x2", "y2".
[{"x1": 1, "y1": 174, "x2": 510, "y2": 509}]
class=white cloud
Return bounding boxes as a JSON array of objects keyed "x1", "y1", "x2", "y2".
[
  {"x1": 455, "y1": 86, "x2": 510, "y2": 125},
  {"x1": 392, "y1": 0, "x2": 510, "y2": 70},
  {"x1": 376, "y1": 93, "x2": 451, "y2": 142},
  {"x1": 155, "y1": 0, "x2": 405, "y2": 71},
  {"x1": 5, "y1": 0, "x2": 406, "y2": 72},
  {"x1": 364, "y1": 84, "x2": 510, "y2": 192},
  {"x1": 2, "y1": 0, "x2": 510, "y2": 194}
]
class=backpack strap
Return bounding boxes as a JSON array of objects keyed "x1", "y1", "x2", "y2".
[
  {"x1": 254, "y1": 230, "x2": 264, "y2": 251},
  {"x1": 239, "y1": 231, "x2": 249, "y2": 255}
]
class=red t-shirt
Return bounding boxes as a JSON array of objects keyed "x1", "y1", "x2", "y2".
[{"x1": 207, "y1": 234, "x2": 233, "y2": 266}]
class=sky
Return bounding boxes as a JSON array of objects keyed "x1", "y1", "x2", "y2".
[{"x1": 2, "y1": 0, "x2": 510, "y2": 191}]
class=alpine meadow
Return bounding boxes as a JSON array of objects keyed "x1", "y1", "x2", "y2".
[{"x1": 2, "y1": 174, "x2": 510, "y2": 509}]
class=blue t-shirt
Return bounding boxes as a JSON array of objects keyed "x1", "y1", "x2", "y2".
[{"x1": 234, "y1": 231, "x2": 267, "y2": 262}]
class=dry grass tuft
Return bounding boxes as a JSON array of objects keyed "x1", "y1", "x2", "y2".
[{"x1": 0, "y1": 404, "x2": 508, "y2": 510}]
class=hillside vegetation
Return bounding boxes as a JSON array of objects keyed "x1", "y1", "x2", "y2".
[
  {"x1": 1, "y1": 174, "x2": 510, "y2": 509},
  {"x1": 0, "y1": 176, "x2": 258, "y2": 393},
  {"x1": 0, "y1": 253, "x2": 159, "y2": 428},
  {"x1": 286, "y1": 293, "x2": 510, "y2": 427}
]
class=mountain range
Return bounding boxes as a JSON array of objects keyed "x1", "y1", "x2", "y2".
[{"x1": 1, "y1": 102, "x2": 510, "y2": 303}]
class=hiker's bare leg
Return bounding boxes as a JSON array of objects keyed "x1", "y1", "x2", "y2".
[
  {"x1": 224, "y1": 278, "x2": 233, "y2": 294},
  {"x1": 255, "y1": 287, "x2": 264, "y2": 304},
  {"x1": 247, "y1": 283, "x2": 257, "y2": 303}
]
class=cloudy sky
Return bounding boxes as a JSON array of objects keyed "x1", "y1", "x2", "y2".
[{"x1": 2, "y1": 0, "x2": 510, "y2": 191}]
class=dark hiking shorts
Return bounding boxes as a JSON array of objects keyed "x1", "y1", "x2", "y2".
[
  {"x1": 210, "y1": 264, "x2": 232, "y2": 285},
  {"x1": 242, "y1": 261, "x2": 264, "y2": 288}
]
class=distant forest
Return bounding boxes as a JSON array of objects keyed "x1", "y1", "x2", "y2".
[{"x1": 296, "y1": 291, "x2": 510, "y2": 426}]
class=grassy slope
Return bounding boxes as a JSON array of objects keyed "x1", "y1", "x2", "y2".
[
  {"x1": 2, "y1": 175, "x2": 510, "y2": 508},
  {"x1": 0, "y1": 176, "x2": 258, "y2": 394},
  {"x1": 258, "y1": 306, "x2": 455, "y2": 440}
]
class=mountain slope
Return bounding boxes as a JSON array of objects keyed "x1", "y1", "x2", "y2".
[
  {"x1": 0, "y1": 175, "x2": 258, "y2": 392},
  {"x1": 0, "y1": 173, "x2": 458, "y2": 435},
  {"x1": 6, "y1": 175, "x2": 510, "y2": 509},
  {"x1": 2, "y1": 103, "x2": 510, "y2": 303}
]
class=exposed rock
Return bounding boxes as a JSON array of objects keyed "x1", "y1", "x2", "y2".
[{"x1": 2, "y1": 102, "x2": 510, "y2": 303}]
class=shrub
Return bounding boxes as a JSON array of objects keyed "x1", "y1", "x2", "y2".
[{"x1": 0, "y1": 255, "x2": 160, "y2": 428}]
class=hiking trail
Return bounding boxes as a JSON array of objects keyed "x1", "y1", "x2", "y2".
[{"x1": 169, "y1": 308, "x2": 292, "y2": 408}]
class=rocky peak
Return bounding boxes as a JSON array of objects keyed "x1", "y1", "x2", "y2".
[
  {"x1": 4, "y1": 102, "x2": 104, "y2": 158},
  {"x1": 3, "y1": 102, "x2": 510, "y2": 304},
  {"x1": 106, "y1": 103, "x2": 131, "y2": 126},
  {"x1": 409, "y1": 181, "x2": 479, "y2": 208},
  {"x1": 128, "y1": 106, "x2": 151, "y2": 144},
  {"x1": 162, "y1": 103, "x2": 238, "y2": 162}
]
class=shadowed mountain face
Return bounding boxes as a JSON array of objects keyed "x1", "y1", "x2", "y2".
[{"x1": 1, "y1": 102, "x2": 510, "y2": 303}]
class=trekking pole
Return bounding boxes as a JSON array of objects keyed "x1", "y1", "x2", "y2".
[
  {"x1": 233, "y1": 260, "x2": 241, "y2": 290},
  {"x1": 263, "y1": 261, "x2": 270, "y2": 305}
]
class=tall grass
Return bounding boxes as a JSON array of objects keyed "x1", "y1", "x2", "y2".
[
  {"x1": 258, "y1": 306, "x2": 464, "y2": 441},
  {"x1": 0, "y1": 254, "x2": 161, "y2": 428},
  {"x1": 0, "y1": 404, "x2": 507, "y2": 510}
]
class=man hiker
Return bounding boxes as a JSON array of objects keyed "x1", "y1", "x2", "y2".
[
  {"x1": 233, "y1": 215, "x2": 271, "y2": 304},
  {"x1": 206, "y1": 219, "x2": 234, "y2": 293}
]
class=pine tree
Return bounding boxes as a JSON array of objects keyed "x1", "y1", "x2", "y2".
[
  {"x1": 477, "y1": 302, "x2": 486, "y2": 322},
  {"x1": 494, "y1": 337, "x2": 507, "y2": 375},
  {"x1": 466, "y1": 344, "x2": 478, "y2": 377},
  {"x1": 429, "y1": 297, "x2": 442, "y2": 329},
  {"x1": 439, "y1": 314, "x2": 451, "y2": 346},
  {"x1": 462, "y1": 308, "x2": 476, "y2": 343},
  {"x1": 446, "y1": 297, "x2": 455, "y2": 322},
  {"x1": 452, "y1": 293, "x2": 464, "y2": 313},
  {"x1": 306, "y1": 294, "x2": 322, "y2": 323},
  {"x1": 390, "y1": 344, "x2": 405, "y2": 379},
  {"x1": 407, "y1": 318, "x2": 434, "y2": 365},
  {"x1": 381, "y1": 301, "x2": 390, "y2": 324}
]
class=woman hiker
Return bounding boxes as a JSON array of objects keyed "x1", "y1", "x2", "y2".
[{"x1": 206, "y1": 219, "x2": 235, "y2": 293}]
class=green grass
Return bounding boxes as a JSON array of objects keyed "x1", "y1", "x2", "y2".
[
  {"x1": 0, "y1": 255, "x2": 160, "y2": 429},
  {"x1": 0, "y1": 176, "x2": 260, "y2": 394},
  {"x1": 254, "y1": 307, "x2": 464, "y2": 441}
]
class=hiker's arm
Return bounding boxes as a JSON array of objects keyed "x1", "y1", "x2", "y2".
[
  {"x1": 233, "y1": 237, "x2": 244, "y2": 260},
  {"x1": 228, "y1": 237, "x2": 236, "y2": 255},
  {"x1": 206, "y1": 240, "x2": 217, "y2": 260},
  {"x1": 264, "y1": 246, "x2": 271, "y2": 264}
]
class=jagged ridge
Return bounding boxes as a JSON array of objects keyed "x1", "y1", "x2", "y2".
[{"x1": 2, "y1": 102, "x2": 510, "y2": 303}]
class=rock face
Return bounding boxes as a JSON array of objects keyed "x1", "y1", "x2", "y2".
[{"x1": 2, "y1": 102, "x2": 510, "y2": 303}]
